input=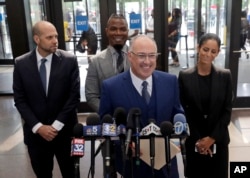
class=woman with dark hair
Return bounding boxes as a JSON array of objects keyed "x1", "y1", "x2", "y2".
[
  {"x1": 168, "y1": 8, "x2": 182, "y2": 67},
  {"x1": 178, "y1": 33, "x2": 233, "y2": 178}
]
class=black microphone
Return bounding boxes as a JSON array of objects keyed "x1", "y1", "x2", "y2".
[
  {"x1": 173, "y1": 113, "x2": 189, "y2": 177},
  {"x1": 102, "y1": 114, "x2": 116, "y2": 177},
  {"x1": 114, "y1": 107, "x2": 127, "y2": 176},
  {"x1": 85, "y1": 113, "x2": 101, "y2": 178},
  {"x1": 125, "y1": 109, "x2": 135, "y2": 156},
  {"x1": 131, "y1": 108, "x2": 141, "y2": 166},
  {"x1": 160, "y1": 121, "x2": 173, "y2": 173},
  {"x1": 113, "y1": 107, "x2": 127, "y2": 124},
  {"x1": 72, "y1": 123, "x2": 85, "y2": 178}
]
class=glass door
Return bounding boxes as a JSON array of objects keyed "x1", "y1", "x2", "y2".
[{"x1": 0, "y1": 2, "x2": 13, "y2": 59}]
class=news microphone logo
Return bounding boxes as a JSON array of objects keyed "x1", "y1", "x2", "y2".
[
  {"x1": 140, "y1": 122, "x2": 161, "y2": 136},
  {"x1": 102, "y1": 123, "x2": 117, "y2": 136},
  {"x1": 71, "y1": 138, "x2": 85, "y2": 157},
  {"x1": 117, "y1": 124, "x2": 126, "y2": 135},
  {"x1": 83, "y1": 125, "x2": 102, "y2": 136},
  {"x1": 174, "y1": 121, "x2": 184, "y2": 135}
]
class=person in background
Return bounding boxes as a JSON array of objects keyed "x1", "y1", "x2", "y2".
[
  {"x1": 99, "y1": 35, "x2": 184, "y2": 178},
  {"x1": 145, "y1": 9, "x2": 154, "y2": 39},
  {"x1": 240, "y1": 10, "x2": 249, "y2": 59},
  {"x1": 168, "y1": 8, "x2": 182, "y2": 67},
  {"x1": 13, "y1": 21, "x2": 80, "y2": 178},
  {"x1": 85, "y1": 14, "x2": 130, "y2": 178},
  {"x1": 178, "y1": 33, "x2": 233, "y2": 178},
  {"x1": 85, "y1": 13, "x2": 130, "y2": 112},
  {"x1": 64, "y1": 21, "x2": 72, "y2": 51},
  {"x1": 76, "y1": 23, "x2": 98, "y2": 55}
]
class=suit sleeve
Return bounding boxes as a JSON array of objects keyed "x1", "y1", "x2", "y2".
[
  {"x1": 210, "y1": 70, "x2": 233, "y2": 143},
  {"x1": 85, "y1": 57, "x2": 101, "y2": 112}
]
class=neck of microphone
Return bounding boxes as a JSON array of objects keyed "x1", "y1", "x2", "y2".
[
  {"x1": 72, "y1": 123, "x2": 85, "y2": 178},
  {"x1": 160, "y1": 121, "x2": 173, "y2": 172},
  {"x1": 86, "y1": 113, "x2": 101, "y2": 178},
  {"x1": 102, "y1": 114, "x2": 115, "y2": 174},
  {"x1": 133, "y1": 108, "x2": 141, "y2": 166}
]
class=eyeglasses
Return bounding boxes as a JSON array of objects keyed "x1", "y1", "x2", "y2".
[{"x1": 131, "y1": 51, "x2": 160, "y2": 61}]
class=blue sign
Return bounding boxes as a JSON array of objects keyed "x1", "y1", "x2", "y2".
[
  {"x1": 75, "y1": 15, "x2": 88, "y2": 31},
  {"x1": 0, "y1": 13, "x2": 3, "y2": 22},
  {"x1": 130, "y1": 13, "x2": 141, "y2": 29}
]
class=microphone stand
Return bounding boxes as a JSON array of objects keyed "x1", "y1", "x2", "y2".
[
  {"x1": 90, "y1": 138, "x2": 95, "y2": 178},
  {"x1": 149, "y1": 136, "x2": 155, "y2": 178},
  {"x1": 74, "y1": 157, "x2": 80, "y2": 178},
  {"x1": 180, "y1": 137, "x2": 187, "y2": 178},
  {"x1": 164, "y1": 135, "x2": 171, "y2": 175}
]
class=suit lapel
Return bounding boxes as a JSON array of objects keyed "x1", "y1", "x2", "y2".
[
  {"x1": 30, "y1": 51, "x2": 47, "y2": 95},
  {"x1": 47, "y1": 51, "x2": 61, "y2": 95}
]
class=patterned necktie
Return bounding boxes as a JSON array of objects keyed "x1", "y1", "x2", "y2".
[
  {"x1": 117, "y1": 50, "x2": 124, "y2": 73},
  {"x1": 39, "y1": 58, "x2": 47, "y2": 92},
  {"x1": 142, "y1": 81, "x2": 150, "y2": 104}
]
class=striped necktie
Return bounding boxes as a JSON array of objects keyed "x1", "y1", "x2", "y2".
[
  {"x1": 39, "y1": 58, "x2": 47, "y2": 92},
  {"x1": 142, "y1": 81, "x2": 150, "y2": 104},
  {"x1": 116, "y1": 50, "x2": 124, "y2": 73}
]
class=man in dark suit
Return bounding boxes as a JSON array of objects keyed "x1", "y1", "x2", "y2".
[
  {"x1": 13, "y1": 21, "x2": 80, "y2": 178},
  {"x1": 99, "y1": 35, "x2": 184, "y2": 178}
]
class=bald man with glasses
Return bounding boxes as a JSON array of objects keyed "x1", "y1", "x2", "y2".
[{"x1": 99, "y1": 35, "x2": 184, "y2": 178}]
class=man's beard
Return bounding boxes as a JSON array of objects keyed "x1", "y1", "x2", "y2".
[{"x1": 113, "y1": 44, "x2": 123, "y2": 51}]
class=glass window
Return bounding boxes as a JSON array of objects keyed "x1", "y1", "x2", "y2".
[{"x1": 0, "y1": 4, "x2": 13, "y2": 59}]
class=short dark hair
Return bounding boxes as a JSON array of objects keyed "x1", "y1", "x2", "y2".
[
  {"x1": 106, "y1": 13, "x2": 128, "y2": 27},
  {"x1": 198, "y1": 33, "x2": 221, "y2": 49}
]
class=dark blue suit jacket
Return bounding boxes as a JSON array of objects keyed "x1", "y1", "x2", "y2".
[
  {"x1": 99, "y1": 70, "x2": 184, "y2": 178},
  {"x1": 13, "y1": 49, "x2": 80, "y2": 146}
]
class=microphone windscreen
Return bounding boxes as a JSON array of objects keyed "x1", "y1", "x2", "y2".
[
  {"x1": 86, "y1": 113, "x2": 100, "y2": 125},
  {"x1": 148, "y1": 118, "x2": 156, "y2": 124},
  {"x1": 126, "y1": 108, "x2": 140, "y2": 129},
  {"x1": 73, "y1": 123, "x2": 83, "y2": 138},
  {"x1": 102, "y1": 114, "x2": 113, "y2": 123},
  {"x1": 160, "y1": 121, "x2": 173, "y2": 136},
  {"x1": 114, "y1": 107, "x2": 127, "y2": 125},
  {"x1": 173, "y1": 113, "x2": 186, "y2": 123}
]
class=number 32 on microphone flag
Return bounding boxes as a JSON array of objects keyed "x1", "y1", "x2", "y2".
[{"x1": 71, "y1": 138, "x2": 85, "y2": 157}]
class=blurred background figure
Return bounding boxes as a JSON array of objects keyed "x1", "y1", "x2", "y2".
[
  {"x1": 145, "y1": 9, "x2": 154, "y2": 39},
  {"x1": 240, "y1": 10, "x2": 249, "y2": 59},
  {"x1": 76, "y1": 23, "x2": 98, "y2": 55},
  {"x1": 168, "y1": 8, "x2": 182, "y2": 67}
]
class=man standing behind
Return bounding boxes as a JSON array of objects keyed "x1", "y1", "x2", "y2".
[
  {"x1": 85, "y1": 13, "x2": 130, "y2": 112},
  {"x1": 99, "y1": 35, "x2": 183, "y2": 178},
  {"x1": 13, "y1": 21, "x2": 80, "y2": 178}
]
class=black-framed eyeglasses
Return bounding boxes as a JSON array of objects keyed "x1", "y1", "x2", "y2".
[{"x1": 130, "y1": 51, "x2": 161, "y2": 61}]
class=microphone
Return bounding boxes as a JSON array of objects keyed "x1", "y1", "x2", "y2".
[
  {"x1": 131, "y1": 108, "x2": 141, "y2": 166},
  {"x1": 102, "y1": 114, "x2": 116, "y2": 177},
  {"x1": 173, "y1": 113, "x2": 190, "y2": 136},
  {"x1": 160, "y1": 121, "x2": 173, "y2": 172},
  {"x1": 114, "y1": 107, "x2": 127, "y2": 176},
  {"x1": 113, "y1": 107, "x2": 127, "y2": 124},
  {"x1": 173, "y1": 113, "x2": 189, "y2": 177},
  {"x1": 85, "y1": 113, "x2": 101, "y2": 178},
  {"x1": 143, "y1": 118, "x2": 158, "y2": 177},
  {"x1": 125, "y1": 109, "x2": 135, "y2": 156},
  {"x1": 72, "y1": 123, "x2": 85, "y2": 178}
]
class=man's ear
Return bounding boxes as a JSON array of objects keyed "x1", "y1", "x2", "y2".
[{"x1": 33, "y1": 35, "x2": 39, "y2": 44}]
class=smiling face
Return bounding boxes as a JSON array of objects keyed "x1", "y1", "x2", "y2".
[
  {"x1": 105, "y1": 17, "x2": 128, "y2": 50},
  {"x1": 128, "y1": 35, "x2": 158, "y2": 80},
  {"x1": 197, "y1": 39, "x2": 220, "y2": 65}
]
